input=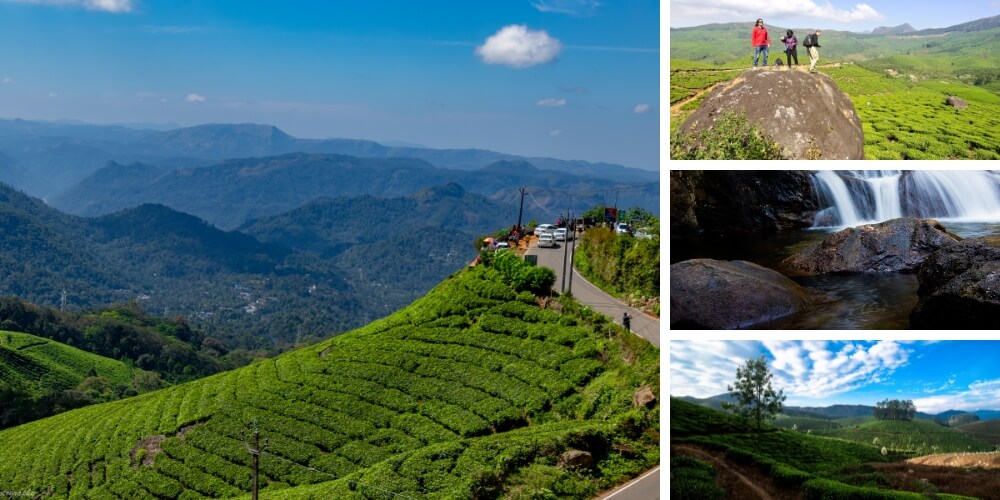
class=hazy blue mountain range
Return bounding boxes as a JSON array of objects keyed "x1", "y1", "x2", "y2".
[
  {"x1": 0, "y1": 120, "x2": 657, "y2": 200},
  {"x1": 871, "y1": 23, "x2": 916, "y2": 35},
  {"x1": 51, "y1": 154, "x2": 658, "y2": 230},
  {"x1": 0, "y1": 182, "x2": 368, "y2": 349},
  {"x1": 678, "y1": 394, "x2": 1000, "y2": 422}
]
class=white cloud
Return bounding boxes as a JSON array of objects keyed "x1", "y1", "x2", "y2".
[
  {"x1": 670, "y1": 0, "x2": 883, "y2": 25},
  {"x1": 549, "y1": 129, "x2": 562, "y2": 136},
  {"x1": 670, "y1": 340, "x2": 913, "y2": 400},
  {"x1": 1, "y1": 0, "x2": 134, "y2": 12},
  {"x1": 185, "y1": 93, "x2": 206, "y2": 102},
  {"x1": 537, "y1": 98, "x2": 567, "y2": 107},
  {"x1": 2, "y1": 78, "x2": 13, "y2": 84},
  {"x1": 475, "y1": 25, "x2": 562, "y2": 69},
  {"x1": 633, "y1": 103, "x2": 650, "y2": 114},
  {"x1": 48, "y1": 92, "x2": 58, "y2": 97},
  {"x1": 914, "y1": 379, "x2": 1000, "y2": 414},
  {"x1": 532, "y1": 0, "x2": 601, "y2": 17}
]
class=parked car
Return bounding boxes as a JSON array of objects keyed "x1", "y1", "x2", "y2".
[
  {"x1": 615, "y1": 222, "x2": 630, "y2": 235},
  {"x1": 537, "y1": 233, "x2": 556, "y2": 248},
  {"x1": 534, "y1": 224, "x2": 557, "y2": 236},
  {"x1": 553, "y1": 227, "x2": 573, "y2": 241},
  {"x1": 495, "y1": 241, "x2": 510, "y2": 251},
  {"x1": 635, "y1": 229, "x2": 654, "y2": 240}
]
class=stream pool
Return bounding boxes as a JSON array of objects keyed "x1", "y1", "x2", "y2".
[{"x1": 670, "y1": 222, "x2": 1000, "y2": 330}]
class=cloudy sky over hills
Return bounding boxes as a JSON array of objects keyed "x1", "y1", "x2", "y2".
[
  {"x1": 0, "y1": 0, "x2": 659, "y2": 169},
  {"x1": 669, "y1": 0, "x2": 1000, "y2": 31},
  {"x1": 671, "y1": 341, "x2": 1000, "y2": 413}
]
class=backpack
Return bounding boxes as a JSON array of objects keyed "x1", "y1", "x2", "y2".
[{"x1": 804, "y1": 34, "x2": 817, "y2": 47}]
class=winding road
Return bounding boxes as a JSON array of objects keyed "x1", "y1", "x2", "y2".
[{"x1": 526, "y1": 237, "x2": 661, "y2": 499}]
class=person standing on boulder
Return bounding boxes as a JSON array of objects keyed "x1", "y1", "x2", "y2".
[
  {"x1": 751, "y1": 19, "x2": 770, "y2": 68},
  {"x1": 804, "y1": 29, "x2": 822, "y2": 72},
  {"x1": 781, "y1": 29, "x2": 798, "y2": 70}
]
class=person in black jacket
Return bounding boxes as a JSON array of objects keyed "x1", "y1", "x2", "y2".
[
  {"x1": 804, "y1": 30, "x2": 822, "y2": 72},
  {"x1": 780, "y1": 30, "x2": 798, "y2": 70}
]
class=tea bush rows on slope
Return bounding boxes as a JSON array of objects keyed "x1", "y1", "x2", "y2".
[{"x1": 0, "y1": 262, "x2": 657, "y2": 498}]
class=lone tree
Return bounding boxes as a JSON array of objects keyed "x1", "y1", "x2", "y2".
[{"x1": 722, "y1": 356, "x2": 786, "y2": 431}]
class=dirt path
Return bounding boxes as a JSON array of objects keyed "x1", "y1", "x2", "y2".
[
  {"x1": 672, "y1": 445, "x2": 776, "y2": 500},
  {"x1": 670, "y1": 82, "x2": 723, "y2": 116},
  {"x1": 906, "y1": 452, "x2": 1000, "y2": 468}
]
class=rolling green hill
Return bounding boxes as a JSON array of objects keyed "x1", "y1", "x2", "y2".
[
  {"x1": 828, "y1": 419, "x2": 994, "y2": 454},
  {"x1": 670, "y1": 16, "x2": 1000, "y2": 160},
  {"x1": 0, "y1": 256, "x2": 659, "y2": 498},
  {"x1": 670, "y1": 398, "x2": 977, "y2": 499},
  {"x1": 0, "y1": 330, "x2": 136, "y2": 396},
  {"x1": 955, "y1": 420, "x2": 1000, "y2": 447}
]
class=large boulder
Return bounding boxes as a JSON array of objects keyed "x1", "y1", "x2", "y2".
[
  {"x1": 783, "y1": 218, "x2": 958, "y2": 274},
  {"x1": 671, "y1": 259, "x2": 810, "y2": 329},
  {"x1": 678, "y1": 69, "x2": 865, "y2": 159},
  {"x1": 669, "y1": 170, "x2": 817, "y2": 235},
  {"x1": 945, "y1": 96, "x2": 968, "y2": 110},
  {"x1": 910, "y1": 239, "x2": 1000, "y2": 329}
]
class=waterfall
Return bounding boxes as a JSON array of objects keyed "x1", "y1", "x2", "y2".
[{"x1": 811, "y1": 170, "x2": 1000, "y2": 228}]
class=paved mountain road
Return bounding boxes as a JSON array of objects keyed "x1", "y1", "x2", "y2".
[{"x1": 526, "y1": 241, "x2": 660, "y2": 347}]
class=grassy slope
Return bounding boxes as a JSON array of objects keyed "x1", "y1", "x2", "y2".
[
  {"x1": 670, "y1": 26, "x2": 1000, "y2": 159},
  {"x1": 0, "y1": 264, "x2": 659, "y2": 499},
  {"x1": 670, "y1": 398, "x2": 977, "y2": 499},
  {"x1": 829, "y1": 419, "x2": 994, "y2": 454},
  {"x1": 954, "y1": 419, "x2": 1000, "y2": 446},
  {"x1": 0, "y1": 330, "x2": 135, "y2": 396}
]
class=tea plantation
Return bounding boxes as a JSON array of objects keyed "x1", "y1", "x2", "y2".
[
  {"x1": 0, "y1": 330, "x2": 137, "y2": 397},
  {"x1": 671, "y1": 398, "x2": 979, "y2": 499},
  {"x1": 0, "y1": 258, "x2": 659, "y2": 498}
]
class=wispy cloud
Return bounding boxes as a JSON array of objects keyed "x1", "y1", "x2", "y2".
[
  {"x1": 475, "y1": 25, "x2": 562, "y2": 69},
  {"x1": 671, "y1": 0, "x2": 883, "y2": 25},
  {"x1": 1, "y1": 0, "x2": 134, "y2": 13},
  {"x1": 532, "y1": 0, "x2": 601, "y2": 17},
  {"x1": 549, "y1": 129, "x2": 562, "y2": 136},
  {"x1": 185, "y1": 93, "x2": 206, "y2": 102},
  {"x1": 2, "y1": 77, "x2": 14, "y2": 84},
  {"x1": 537, "y1": 98, "x2": 567, "y2": 107},
  {"x1": 915, "y1": 379, "x2": 1000, "y2": 414},
  {"x1": 48, "y1": 92, "x2": 58, "y2": 97},
  {"x1": 671, "y1": 340, "x2": 913, "y2": 400},
  {"x1": 633, "y1": 103, "x2": 650, "y2": 114}
]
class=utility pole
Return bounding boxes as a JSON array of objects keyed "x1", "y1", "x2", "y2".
[
  {"x1": 60, "y1": 290, "x2": 67, "y2": 311},
  {"x1": 567, "y1": 211, "x2": 576, "y2": 296},
  {"x1": 560, "y1": 209, "x2": 569, "y2": 293},
  {"x1": 242, "y1": 421, "x2": 268, "y2": 500},
  {"x1": 516, "y1": 187, "x2": 528, "y2": 231}
]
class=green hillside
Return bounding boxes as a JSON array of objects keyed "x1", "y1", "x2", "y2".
[
  {"x1": 955, "y1": 420, "x2": 1000, "y2": 446},
  {"x1": 0, "y1": 257, "x2": 659, "y2": 498},
  {"x1": 670, "y1": 19, "x2": 1000, "y2": 159},
  {"x1": 829, "y1": 419, "x2": 994, "y2": 454},
  {"x1": 670, "y1": 398, "x2": 977, "y2": 499},
  {"x1": 0, "y1": 330, "x2": 136, "y2": 396}
]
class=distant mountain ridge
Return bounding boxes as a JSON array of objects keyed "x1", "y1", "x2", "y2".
[
  {"x1": 0, "y1": 119, "x2": 657, "y2": 199},
  {"x1": 679, "y1": 393, "x2": 1000, "y2": 422},
  {"x1": 872, "y1": 23, "x2": 916, "y2": 35},
  {"x1": 51, "y1": 153, "x2": 659, "y2": 230}
]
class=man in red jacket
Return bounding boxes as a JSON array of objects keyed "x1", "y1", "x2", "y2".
[{"x1": 751, "y1": 18, "x2": 771, "y2": 68}]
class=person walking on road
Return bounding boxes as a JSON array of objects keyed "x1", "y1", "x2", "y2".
[
  {"x1": 781, "y1": 29, "x2": 798, "y2": 70},
  {"x1": 804, "y1": 29, "x2": 822, "y2": 72},
  {"x1": 622, "y1": 312, "x2": 632, "y2": 332},
  {"x1": 751, "y1": 19, "x2": 770, "y2": 68}
]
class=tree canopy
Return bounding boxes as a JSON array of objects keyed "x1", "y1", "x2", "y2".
[{"x1": 721, "y1": 356, "x2": 786, "y2": 431}]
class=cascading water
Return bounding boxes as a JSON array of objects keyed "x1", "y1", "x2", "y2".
[{"x1": 811, "y1": 170, "x2": 1000, "y2": 228}]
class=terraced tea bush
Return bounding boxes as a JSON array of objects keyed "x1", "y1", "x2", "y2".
[{"x1": 0, "y1": 261, "x2": 659, "y2": 498}]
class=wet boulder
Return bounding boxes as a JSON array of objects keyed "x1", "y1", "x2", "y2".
[
  {"x1": 678, "y1": 69, "x2": 864, "y2": 159},
  {"x1": 783, "y1": 218, "x2": 959, "y2": 274},
  {"x1": 671, "y1": 259, "x2": 810, "y2": 329},
  {"x1": 910, "y1": 239, "x2": 1000, "y2": 329}
]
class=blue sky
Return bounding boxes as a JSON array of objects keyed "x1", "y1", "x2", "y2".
[
  {"x1": 671, "y1": 341, "x2": 1000, "y2": 414},
  {"x1": 0, "y1": 0, "x2": 660, "y2": 169},
  {"x1": 669, "y1": 0, "x2": 1000, "y2": 31}
]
